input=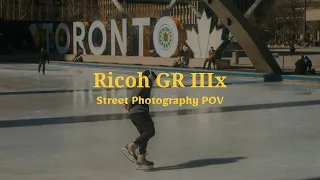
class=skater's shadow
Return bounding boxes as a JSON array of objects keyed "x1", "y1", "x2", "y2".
[
  {"x1": 298, "y1": 177, "x2": 320, "y2": 180},
  {"x1": 148, "y1": 157, "x2": 246, "y2": 172}
]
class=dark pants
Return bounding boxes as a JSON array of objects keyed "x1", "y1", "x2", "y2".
[
  {"x1": 184, "y1": 57, "x2": 189, "y2": 66},
  {"x1": 38, "y1": 61, "x2": 46, "y2": 74},
  {"x1": 203, "y1": 58, "x2": 215, "y2": 69},
  {"x1": 130, "y1": 112, "x2": 155, "y2": 155}
]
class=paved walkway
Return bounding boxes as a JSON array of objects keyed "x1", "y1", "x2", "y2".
[{"x1": 0, "y1": 64, "x2": 320, "y2": 180}]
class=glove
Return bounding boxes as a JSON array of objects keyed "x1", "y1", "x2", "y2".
[{"x1": 122, "y1": 104, "x2": 129, "y2": 111}]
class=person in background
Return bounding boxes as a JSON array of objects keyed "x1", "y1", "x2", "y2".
[
  {"x1": 178, "y1": 46, "x2": 185, "y2": 67},
  {"x1": 183, "y1": 44, "x2": 190, "y2": 67},
  {"x1": 304, "y1": 56, "x2": 314, "y2": 73},
  {"x1": 289, "y1": 41, "x2": 295, "y2": 57},
  {"x1": 72, "y1": 47, "x2": 83, "y2": 62},
  {"x1": 203, "y1": 47, "x2": 216, "y2": 69},
  {"x1": 294, "y1": 54, "x2": 308, "y2": 74},
  {"x1": 173, "y1": 46, "x2": 184, "y2": 67},
  {"x1": 38, "y1": 48, "x2": 49, "y2": 75}
]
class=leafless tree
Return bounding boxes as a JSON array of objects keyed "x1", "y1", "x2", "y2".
[{"x1": 248, "y1": 0, "x2": 307, "y2": 42}]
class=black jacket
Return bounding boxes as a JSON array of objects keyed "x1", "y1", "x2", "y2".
[
  {"x1": 38, "y1": 51, "x2": 47, "y2": 63},
  {"x1": 128, "y1": 78, "x2": 153, "y2": 114}
]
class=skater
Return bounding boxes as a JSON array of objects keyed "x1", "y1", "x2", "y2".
[
  {"x1": 122, "y1": 69, "x2": 157, "y2": 169},
  {"x1": 38, "y1": 48, "x2": 49, "y2": 75}
]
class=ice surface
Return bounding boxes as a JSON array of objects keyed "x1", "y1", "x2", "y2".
[{"x1": 0, "y1": 64, "x2": 320, "y2": 180}]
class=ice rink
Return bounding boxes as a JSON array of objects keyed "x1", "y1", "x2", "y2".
[{"x1": 0, "y1": 63, "x2": 320, "y2": 180}]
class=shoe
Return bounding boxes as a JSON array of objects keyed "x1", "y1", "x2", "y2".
[
  {"x1": 136, "y1": 154, "x2": 154, "y2": 166},
  {"x1": 125, "y1": 142, "x2": 137, "y2": 160}
]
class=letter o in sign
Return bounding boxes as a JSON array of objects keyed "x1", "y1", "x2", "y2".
[
  {"x1": 153, "y1": 17, "x2": 179, "y2": 58},
  {"x1": 55, "y1": 23, "x2": 70, "y2": 54},
  {"x1": 88, "y1": 20, "x2": 107, "y2": 55}
]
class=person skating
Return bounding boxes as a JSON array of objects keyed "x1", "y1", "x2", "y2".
[
  {"x1": 122, "y1": 69, "x2": 157, "y2": 169},
  {"x1": 38, "y1": 48, "x2": 49, "y2": 75}
]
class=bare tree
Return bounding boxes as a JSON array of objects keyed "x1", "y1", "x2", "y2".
[
  {"x1": 249, "y1": 0, "x2": 306, "y2": 43},
  {"x1": 286, "y1": 0, "x2": 304, "y2": 39}
]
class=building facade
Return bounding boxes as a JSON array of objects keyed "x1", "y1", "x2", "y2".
[
  {"x1": 233, "y1": 0, "x2": 256, "y2": 13},
  {"x1": 100, "y1": 0, "x2": 200, "y2": 25},
  {"x1": 0, "y1": 0, "x2": 256, "y2": 23},
  {"x1": 0, "y1": 0, "x2": 198, "y2": 23}
]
